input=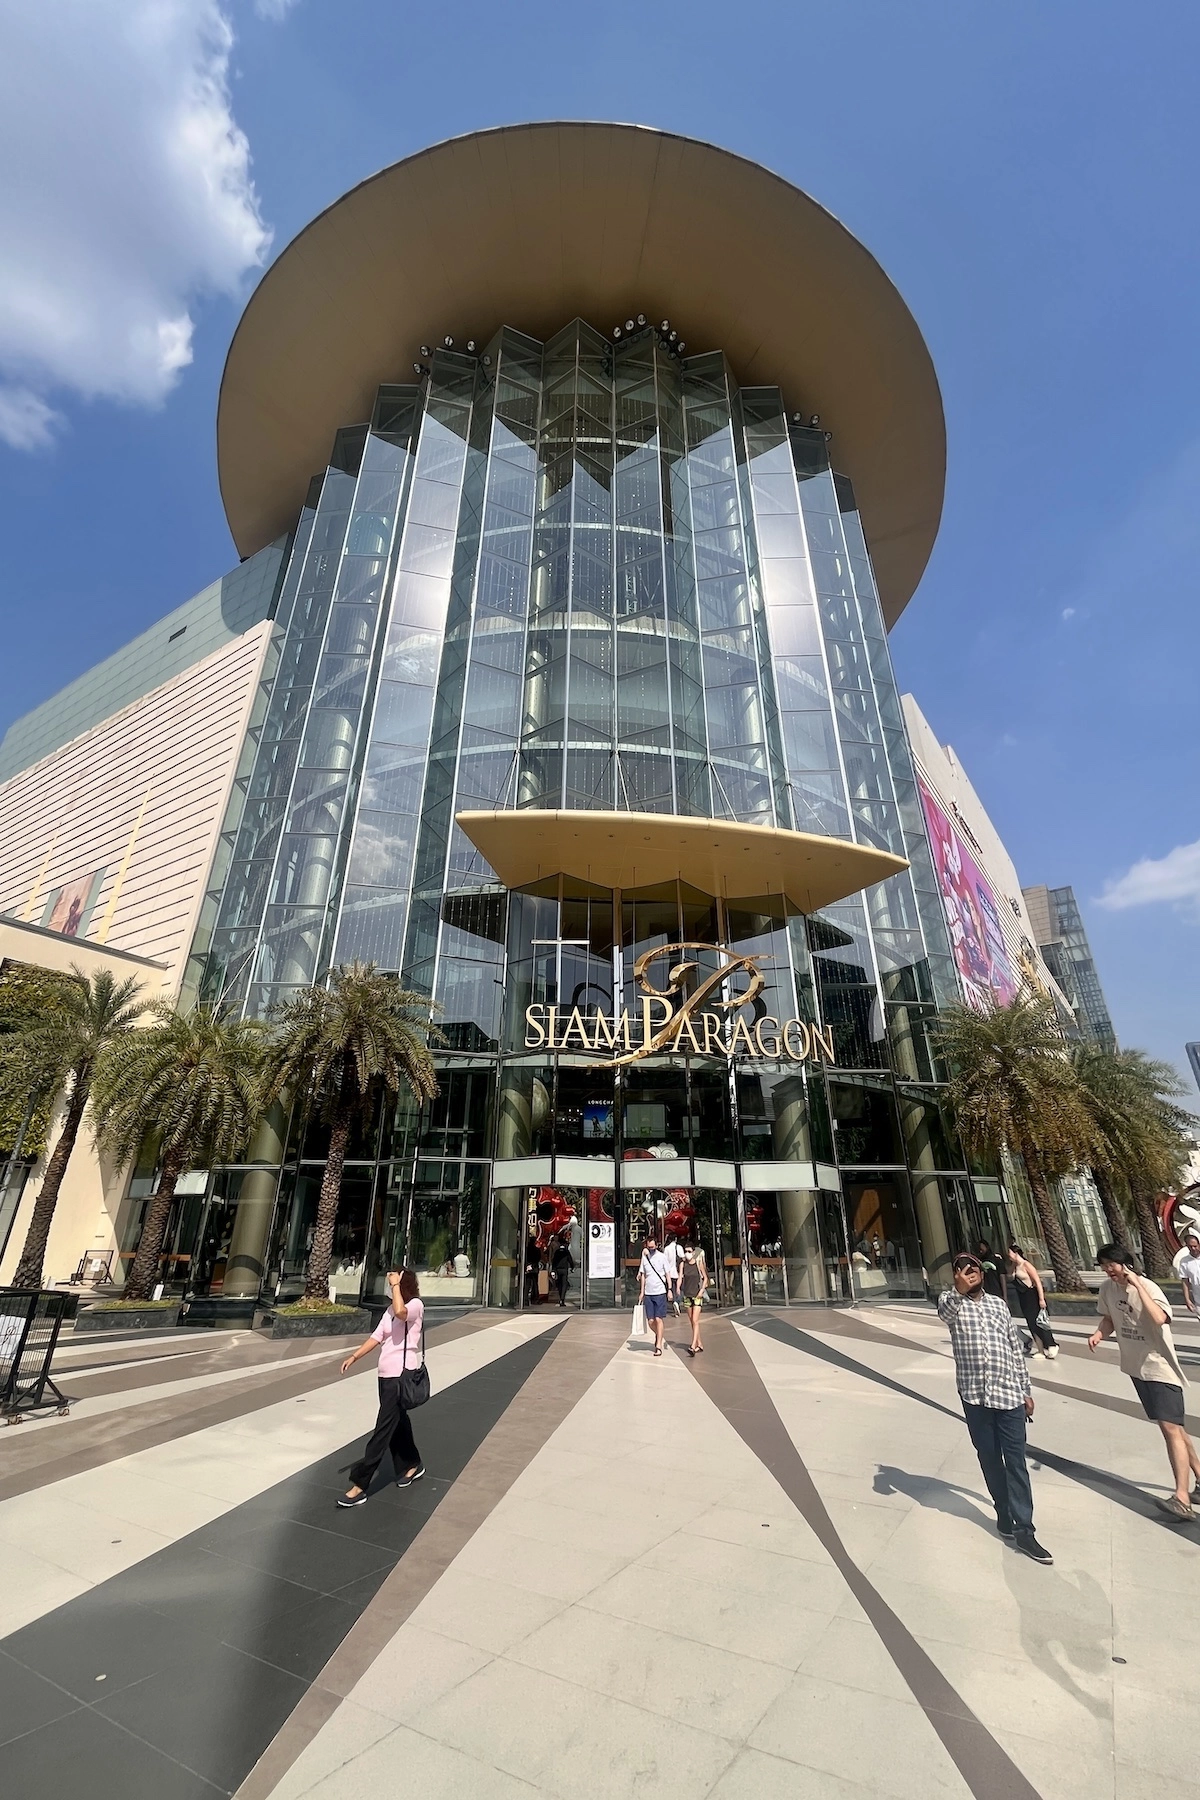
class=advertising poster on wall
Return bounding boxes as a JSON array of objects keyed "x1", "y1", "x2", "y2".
[
  {"x1": 588, "y1": 1220, "x2": 615, "y2": 1278},
  {"x1": 916, "y1": 775, "x2": 1017, "y2": 1010},
  {"x1": 42, "y1": 870, "x2": 103, "y2": 940}
]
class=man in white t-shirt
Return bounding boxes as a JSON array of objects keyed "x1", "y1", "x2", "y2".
[
  {"x1": 1178, "y1": 1228, "x2": 1200, "y2": 1319},
  {"x1": 661, "y1": 1234, "x2": 681, "y2": 1314},
  {"x1": 1089, "y1": 1242, "x2": 1200, "y2": 1520},
  {"x1": 638, "y1": 1233, "x2": 672, "y2": 1358}
]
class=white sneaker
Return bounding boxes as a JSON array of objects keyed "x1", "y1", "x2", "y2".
[
  {"x1": 1030, "y1": 1350, "x2": 1046, "y2": 1360},
  {"x1": 1045, "y1": 1346, "x2": 1059, "y2": 1359}
]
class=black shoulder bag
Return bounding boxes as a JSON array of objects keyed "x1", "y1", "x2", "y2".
[{"x1": 399, "y1": 1306, "x2": 431, "y2": 1410}]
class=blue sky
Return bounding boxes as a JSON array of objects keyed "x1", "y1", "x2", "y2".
[{"x1": 1, "y1": 0, "x2": 1198, "y2": 1082}]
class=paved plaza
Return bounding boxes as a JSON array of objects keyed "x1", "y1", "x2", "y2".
[{"x1": 0, "y1": 1300, "x2": 1197, "y2": 1800}]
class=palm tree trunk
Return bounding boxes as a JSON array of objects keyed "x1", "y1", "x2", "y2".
[
  {"x1": 1131, "y1": 1185, "x2": 1172, "y2": 1279},
  {"x1": 304, "y1": 1068, "x2": 353, "y2": 1302},
  {"x1": 12, "y1": 1072, "x2": 88, "y2": 1288},
  {"x1": 1018, "y1": 1136, "x2": 1084, "y2": 1292},
  {"x1": 124, "y1": 1152, "x2": 184, "y2": 1302},
  {"x1": 1092, "y1": 1166, "x2": 1134, "y2": 1257}
]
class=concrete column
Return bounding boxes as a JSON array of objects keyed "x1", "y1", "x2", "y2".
[
  {"x1": 771, "y1": 1073, "x2": 822, "y2": 1301},
  {"x1": 223, "y1": 1105, "x2": 288, "y2": 1298}
]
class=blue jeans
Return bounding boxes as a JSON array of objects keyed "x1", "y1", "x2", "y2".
[{"x1": 962, "y1": 1402, "x2": 1034, "y2": 1534}]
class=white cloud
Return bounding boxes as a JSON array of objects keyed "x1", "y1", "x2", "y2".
[
  {"x1": 1099, "y1": 839, "x2": 1200, "y2": 919},
  {"x1": 0, "y1": 2, "x2": 271, "y2": 445},
  {"x1": 0, "y1": 386, "x2": 61, "y2": 452},
  {"x1": 1061, "y1": 606, "x2": 1076, "y2": 620},
  {"x1": 254, "y1": 0, "x2": 301, "y2": 17}
]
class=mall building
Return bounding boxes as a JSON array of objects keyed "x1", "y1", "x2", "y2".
[{"x1": 0, "y1": 123, "x2": 1070, "y2": 1310}]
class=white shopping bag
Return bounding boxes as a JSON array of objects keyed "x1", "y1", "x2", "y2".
[{"x1": 630, "y1": 1301, "x2": 648, "y2": 1339}]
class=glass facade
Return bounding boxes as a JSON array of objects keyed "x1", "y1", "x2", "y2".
[{"x1": 173, "y1": 319, "x2": 979, "y2": 1309}]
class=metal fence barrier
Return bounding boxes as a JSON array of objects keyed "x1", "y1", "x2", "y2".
[{"x1": 0, "y1": 1289, "x2": 71, "y2": 1422}]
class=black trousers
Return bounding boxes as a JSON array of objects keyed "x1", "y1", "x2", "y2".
[
  {"x1": 349, "y1": 1376, "x2": 420, "y2": 1489},
  {"x1": 1015, "y1": 1282, "x2": 1056, "y2": 1351}
]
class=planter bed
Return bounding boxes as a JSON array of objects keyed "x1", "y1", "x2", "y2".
[
  {"x1": 75, "y1": 1302, "x2": 183, "y2": 1333},
  {"x1": 268, "y1": 1306, "x2": 371, "y2": 1339}
]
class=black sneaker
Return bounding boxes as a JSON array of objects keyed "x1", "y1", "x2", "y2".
[
  {"x1": 337, "y1": 1491, "x2": 368, "y2": 1509},
  {"x1": 1013, "y1": 1531, "x2": 1053, "y2": 1564},
  {"x1": 395, "y1": 1465, "x2": 426, "y2": 1489}
]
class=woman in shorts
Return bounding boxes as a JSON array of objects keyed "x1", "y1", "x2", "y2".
[{"x1": 679, "y1": 1241, "x2": 709, "y2": 1356}]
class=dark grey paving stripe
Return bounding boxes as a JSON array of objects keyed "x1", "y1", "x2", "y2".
[
  {"x1": 234, "y1": 1315, "x2": 627, "y2": 1800},
  {"x1": 751, "y1": 1316, "x2": 1200, "y2": 1540},
  {"x1": 682, "y1": 1320, "x2": 1043, "y2": 1800},
  {"x1": 0, "y1": 1323, "x2": 562, "y2": 1799},
  {"x1": 0, "y1": 1312, "x2": 497, "y2": 1501}
]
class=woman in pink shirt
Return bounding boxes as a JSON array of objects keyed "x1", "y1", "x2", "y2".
[{"x1": 337, "y1": 1268, "x2": 425, "y2": 1507}]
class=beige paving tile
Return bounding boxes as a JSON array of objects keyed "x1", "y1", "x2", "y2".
[
  {"x1": 0, "y1": 1489, "x2": 173, "y2": 1582},
  {"x1": 345, "y1": 1622, "x2": 495, "y2": 1725},
  {"x1": 294, "y1": 1719, "x2": 543, "y2": 1799},
  {"x1": 928, "y1": 1639, "x2": 1113, "y2": 1756},
  {"x1": 1113, "y1": 1681, "x2": 1196, "y2": 1783},
  {"x1": 796, "y1": 1612, "x2": 913, "y2": 1702},
  {"x1": 637, "y1": 1524, "x2": 848, "y2": 1613},
  {"x1": 681, "y1": 1499, "x2": 831, "y2": 1565},
  {"x1": 0, "y1": 1539, "x2": 87, "y2": 1637},
  {"x1": 580, "y1": 1558, "x2": 837, "y2": 1668},
  {"x1": 447, "y1": 1520, "x2": 635, "y2": 1604},
  {"x1": 506, "y1": 1600, "x2": 793, "y2": 1739},
  {"x1": 1000, "y1": 1729, "x2": 1117, "y2": 1800},
  {"x1": 748, "y1": 1673, "x2": 971, "y2": 1800},
  {"x1": 1115, "y1": 1761, "x2": 1198, "y2": 1800},
  {"x1": 268, "y1": 1701, "x2": 399, "y2": 1800},
  {"x1": 707, "y1": 1746, "x2": 893, "y2": 1800},
  {"x1": 407, "y1": 1567, "x2": 568, "y2": 1656}
]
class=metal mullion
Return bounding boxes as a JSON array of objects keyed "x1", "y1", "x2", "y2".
[
  {"x1": 242, "y1": 475, "x2": 357, "y2": 1012},
  {"x1": 325, "y1": 431, "x2": 421, "y2": 972}
]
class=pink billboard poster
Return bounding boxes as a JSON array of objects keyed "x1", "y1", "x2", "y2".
[{"x1": 917, "y1": 776, "x2": 1017, "y2": 1010}]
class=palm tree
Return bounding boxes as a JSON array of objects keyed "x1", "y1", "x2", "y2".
[
  {"x1": 1069, "y1": 1044, "x2": 1141, "y2": 1258},
  {"x1": 935, "y1": 994, "x2": 1097, "y2": 1294},
  {"x1": 0, "y1": 967, "x2": 148, "y2": 1288},
  {"x1": 1073, "y1": 1048, "x2": 1194, "y2": 1279},
  {"x1": 261, "y1": 963, "x2": 438, "y2": 1304},
  {"x1": 92, "y1": 1004, "x2": 266, "y2": 1302}
]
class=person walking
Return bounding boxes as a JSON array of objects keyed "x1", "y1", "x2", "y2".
[
  {"x1": 938, "y1": 1252, "x2": 1052, "y2": 1563},
  {"x1": 679, "y1": 1241, "x2": 709, "y2": 1355},
  {"x1": 638, "y1": 1231, "x2": 672, "y2": 1358},
  {"x1": 550, "y1": 1231, "x2": 575, "y2": 1308},
  {"x1": 1178, "y1": 1227, "x2": 1200, "y2": 1322},
  {"x1": 1089, "y1": 1243, "x2": 1200, "y2": 1521},
  {"x1": 1007, "y1": 1243, "x2": 1059, "y2": 1359},
  {"x1": 336, "y1": 1268, "x2": 425, "y2": 1506},
  {"x1": 975, "y1": 1240, "x2": 1007, "y2": 1303}
]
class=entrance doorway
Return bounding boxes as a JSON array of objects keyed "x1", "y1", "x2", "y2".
[{"x1": 518, "y1": 1182, "x2": 738, "y2": 1312}]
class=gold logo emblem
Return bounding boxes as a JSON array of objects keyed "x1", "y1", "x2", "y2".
[{"x1": 523, "y1": 941, "x2": 834, "y2": 1067}]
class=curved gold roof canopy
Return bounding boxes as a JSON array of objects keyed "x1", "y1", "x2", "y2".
[
  {"x1": 218, "y1": 123, "x2": 945, "y2": 626},
  {"x1": 455, "y1": 810, "x2": 908, "y2": 912}
]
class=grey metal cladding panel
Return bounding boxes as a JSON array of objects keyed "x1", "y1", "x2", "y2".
[{"x1": 0, "y1": 539, "x2": 287, "y2": 784}]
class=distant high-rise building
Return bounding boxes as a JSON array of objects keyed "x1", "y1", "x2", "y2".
[
  {"x1": 1022, "y1": 885, "x2": 1117, "y2": 1049},
  {"x1": 1186, "y1": 1043, "x2": 1200, "y2": 1095}
]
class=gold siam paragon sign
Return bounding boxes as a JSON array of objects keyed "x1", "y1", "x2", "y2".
[{"x1": 524, "y1": 943, "x2": 835, "y2": 1068}]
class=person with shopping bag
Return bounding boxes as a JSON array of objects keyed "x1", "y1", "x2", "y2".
[
  {"x1": 637, "y1": 1231, "x2": 673, "y2": 1358},
  {"x1": 336, "y1": 1268, "x2": 430, "y2": 1507}
]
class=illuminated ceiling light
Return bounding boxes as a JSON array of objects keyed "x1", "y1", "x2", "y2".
[
  {"x1": 625, "y1": 319, "x2": 634, "y2": 331},
  {"x1": 420, "y1": 344, "x2": 431, "y2": 356},
  {"x1": 660, "y1": 319, "x2": 669, "y2": 331},
  {"x1": 444, "y1": 335, "x2": 454, "y2": 347},
  {"x1": 809, "y1": 414, "x2": 820, "y2": 427},
  {"x1": 467, "y1": 339, "x2": 477, "y2": 352},
  {"x1": 636, "y1": 313, "x2": 646, "y2": 325}
]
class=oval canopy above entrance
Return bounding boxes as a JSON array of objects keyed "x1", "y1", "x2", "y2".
[{"x1": 454, "y1": 809, "x2": 908, "y2": 912}]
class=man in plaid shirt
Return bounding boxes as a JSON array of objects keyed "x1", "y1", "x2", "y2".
[{"x1": 938, "y1": 1251, "x2": 1053, "y2": 1564}]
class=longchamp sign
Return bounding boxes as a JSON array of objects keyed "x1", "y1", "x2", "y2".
[{"x1": 524, "y1": 942, "x2": 836, "y2": 1068}]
